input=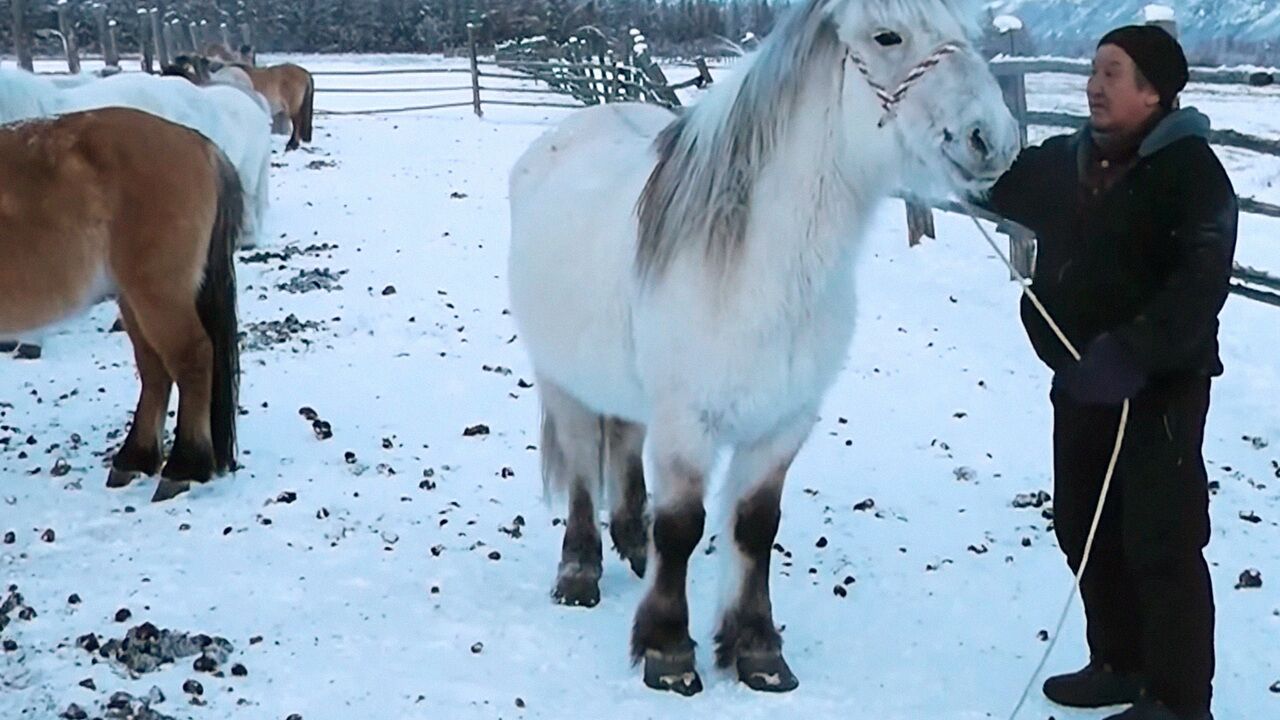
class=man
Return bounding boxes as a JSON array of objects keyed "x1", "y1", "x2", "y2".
[{"x1": 983, "y1": 26, "x2": 1237, "y2": 720}]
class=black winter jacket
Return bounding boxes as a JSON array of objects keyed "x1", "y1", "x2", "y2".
[{"x1": 984, "y1": 108, "x2": 1238, "y2": 379}]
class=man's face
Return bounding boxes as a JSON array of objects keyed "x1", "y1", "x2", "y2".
[{"x1": 1087, "y1": 44, "x2": 1163, "y2": 133}]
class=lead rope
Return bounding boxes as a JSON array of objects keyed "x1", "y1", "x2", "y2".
[
  {"x1": 847, "y1": 44, "x2": 1133, "y2": 717},
  {"x1": 961, "y1": 207, "x2": 1131, "y2": 720}
]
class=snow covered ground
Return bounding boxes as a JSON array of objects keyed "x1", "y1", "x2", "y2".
[{"x1": 2, "y1": 54, "x2": 1278, "y2": 720}]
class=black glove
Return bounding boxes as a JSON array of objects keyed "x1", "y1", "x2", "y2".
[{"x1": 1052, "y1": 333, "x2": 1147, "y2": 405}]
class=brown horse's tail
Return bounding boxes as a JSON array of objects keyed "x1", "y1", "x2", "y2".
[
  {"x1": 197, "y1": 150, "x2": 243, "y2": 473},
  {"x1": 300, "y1": 73, "x2": 315, "y2": 143}
]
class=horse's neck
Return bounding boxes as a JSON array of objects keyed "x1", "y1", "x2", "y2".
[{"x1": 739, "y1": 82, "x2": 893, "y2": 309}]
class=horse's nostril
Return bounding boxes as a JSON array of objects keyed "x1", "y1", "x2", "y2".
[{"x1": 970, "y1": 128, "x2": 989, "y2": 158}]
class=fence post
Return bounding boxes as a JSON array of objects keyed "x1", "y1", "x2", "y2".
[
  {"x1": 150, "y1": 8, "x2": 167, "y2": 69},
  {"x1": 11, "y1": 0, "x2": 34, "y2": 71},
  {"x1": 1006, "y1": 222, "x2": 1037, "y2": 282},
  {"x1": 905, "y1": 197, "x2": 936, "y2": 248},
  {"x1": 106, "y1": 20, "x2": 120, "y2": 68},
  {"x1": 137, "y1": 7, "x2": 153, "y2": 72},
  {"x1": 168, "y1": 19, "x2": 183, "y2": 53},
  {"x1": 1143, "y1": 6, "x2": 1179, "y2": 108},
  {"x1": 188, "y1": 21, "x2": 200, "y2": 52},
  {"x1": 467, "y1": 23, "x2": 483, "y2": 117},
  {"x1": 694, "y1": 57, "x2": 713, "y2": 87},
  {"x1": 56, "y1": 0, "x2": 81, "y2": 74},
  {"x1": 93, "y1": 3, "x2": 119, "y2": 67},
  {"x1": 993, "y1": 14, "x2": 1029, "y2": 148},
  {"x1": 1143, "y1": 5, "x2": 1178, "y2": 39},
  {"x1": 220, "y1": 22, "x2": 232, "y2": 49},
  {"x1": 239, "y1": 22, "x2": 253, "y2": 49}
]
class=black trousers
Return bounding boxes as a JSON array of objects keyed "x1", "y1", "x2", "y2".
[{"x1": 1052, "y1": 377, "x2": 1215, "y2": 715}]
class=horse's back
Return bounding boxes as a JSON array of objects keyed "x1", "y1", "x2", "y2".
[
  {"x1": 508, "y1": 103, "x2": 675, "y2": 421},
  {"x1": 0, "y1": 109, "x2": 220, "y2": 333},
  {"x1": 0, "y1": 68, "x2": 56, "y2": 124},
  {"x1": 511, "y1": 103, "x2": 673, "y2": 194}
]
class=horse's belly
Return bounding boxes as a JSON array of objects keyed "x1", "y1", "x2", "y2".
[
  {"x1": 508, "y1": 107, "x2": 670, "y2": 421},
  {"x1": 508, "y1": 226, "x2": 648, "y2": 420},
  {"x1": 633, "y1": 272, "x2": 858, "y2": 443}
]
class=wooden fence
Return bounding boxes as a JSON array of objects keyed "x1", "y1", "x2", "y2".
[
  {"x1": 6, "y1": 0, "x2": 251, "y2": 75},
  {"x1": 310, "y1": 25, "x2": 712, "y2": 118}
]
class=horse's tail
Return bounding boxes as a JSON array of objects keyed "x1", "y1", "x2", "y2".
[
  {"x1": 299, "y1": 72, "x2": 315, "y2": 143},
  {"x1": 197, "y1": 149, "x2": 243, "y2": 474}
]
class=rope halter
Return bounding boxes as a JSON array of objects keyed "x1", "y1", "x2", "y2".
[{"x1": 846, "y1": 42, "x2": 965, "y2": 127}]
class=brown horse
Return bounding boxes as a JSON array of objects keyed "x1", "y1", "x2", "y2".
[
  {"x1": 0, "y1": 108, "x2": 242, "y2": 502},
  {"x1": 237, "y1": 62, "x2": 315, "y2": 151}
]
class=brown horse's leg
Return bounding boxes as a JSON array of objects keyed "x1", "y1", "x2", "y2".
[
  {"x1": 285, "y1": 109, "x2": 302, "y2": 151},
  {"x1": 108, "y1": 301, "x2": 173, "y2": 489},
  {"x1": 126, "y1": 293, "x2": 215, "y2": 501},
  {"x1": 605, "y1": 417, "x2": 648, "y2": 578}
]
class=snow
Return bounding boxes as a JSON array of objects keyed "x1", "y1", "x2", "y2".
[
  {"x1": 993, "y1": 15, "x2": 1025, "y2": 33},
  {"x1": 1143, "y1": 4, "x2": 1178, "y2": 23},
  {"x1": 3, "y1": 54, "x2": 1279, "y2": 720}
]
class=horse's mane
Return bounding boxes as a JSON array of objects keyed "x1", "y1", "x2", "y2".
[
  {"x1": 635, "y1": 0, "x2": 842, "y2": 282},
  {"x1": 634, "y1": 0, "x2": 980, "y2": 282}
]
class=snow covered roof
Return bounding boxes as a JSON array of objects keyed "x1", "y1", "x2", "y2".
[{"x1": 1143, "y1": 4, "x2": 1176, "y2": 22}]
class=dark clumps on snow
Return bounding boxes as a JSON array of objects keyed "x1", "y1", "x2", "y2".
[
  {"x1": 1012, "y1": 491, "x2": 1052, "y2": 509},
  {"x1": 1, "y1": 586, "x2": 36, "y2": 636},
  {"x1": 1235, "y1": 569, "x2": 1263, "y2": 590},
  {"x1": 78, "y1": 623, "x2": 234, "y2": 677},
  {"x1": 463, "y1": 424, "x2": 491, "y2": 437},
  {"x1": 240, "y1": 315, "x2": 328, "y2": 352},
  {"x1": 63, "y1": 689, "x2": 174, "y2": 720},
  {"x1": 277, "y1": 268, "x2": 347, "y2": 295},
  {"x1": 240, "y1": 243, "x2": 338, "y2": 265}
]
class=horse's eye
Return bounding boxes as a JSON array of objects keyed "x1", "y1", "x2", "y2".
[{"x1": 875, "y1": 31, "x2": 903, "y2": 47}]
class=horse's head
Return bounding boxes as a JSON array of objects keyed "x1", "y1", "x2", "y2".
[
  {"x1": 162, "y1": 55, "x2": 212, "y2": 84},
  {"x1": 825, "y1": 0, "x2": 1019, "y2": 200}
]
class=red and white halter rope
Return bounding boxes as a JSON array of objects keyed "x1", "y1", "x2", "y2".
[{"x1": 847, "y1": 43, "x2": 965, "y2": 126}]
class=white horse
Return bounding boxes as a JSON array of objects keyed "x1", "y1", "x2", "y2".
[
  {"x1": 163, "y1": 54, "x2": 272, "y2": 118},
  {"x1": 0, "y1": 68, "x2": 271, "y2": 248},
  {"x1": 508, "y1": 0, "x2": 1020, "y2": 695}
]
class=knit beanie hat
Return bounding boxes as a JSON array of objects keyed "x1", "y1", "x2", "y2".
[{"x1": 1098, "y1": 25, "x2": 1189, "y2": 109}]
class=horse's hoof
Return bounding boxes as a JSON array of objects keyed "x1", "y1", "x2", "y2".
[
  {"x1": 0, "y1": 341, "x2": 16, "y2": 353},
  {"x1": 552, "y1": 573, "x2": 600, "y2": 608},
  {"x1": 626, "y1": 551, "x2": 647, "y2": 579},
  {"x1": 14, "y1": 343, "x2": 41, "y2": 360},
  {"x1": 736, "y1": 652, "x2": 799, "y2": 693},
  {"x1": 106, "y1": 468, "x2": 138, "y2": 489},
  {"x1": 610, "y1": 517, "x2": 649, "y2": 578},
  {"x1": 151, "y1": 479, "x2": 193, "y2": 502},
  {"x1": 643, "y1": 649, "x2": 702, "y2": 696}
]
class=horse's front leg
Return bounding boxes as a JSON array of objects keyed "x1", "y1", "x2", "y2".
[
  {"x1": 715, "y1": 413, "x2": 814, "y2": 692},
  {"x1": 630, "y1": 410, "x2": 714, "y2": 696}
]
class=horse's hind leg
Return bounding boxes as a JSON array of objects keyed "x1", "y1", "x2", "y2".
[
  {"x1": 285, "y1": 109, "x2": 302, "y2": 151},
  {"x1": 108, "y1": 301, "x2": 173, "y2": 489},
  {"x1": 124, "y1": 293, "x2": 215, "y2": 501},
  {"x1": 541, "y1": 379, "x2": 605, "y2": 608},
  {"x1": 605, "y1": 417, "x2": 648, "y2": 577},
  {"x1": 714, "y1": 415, "x2": 814, "y2": 693}
]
